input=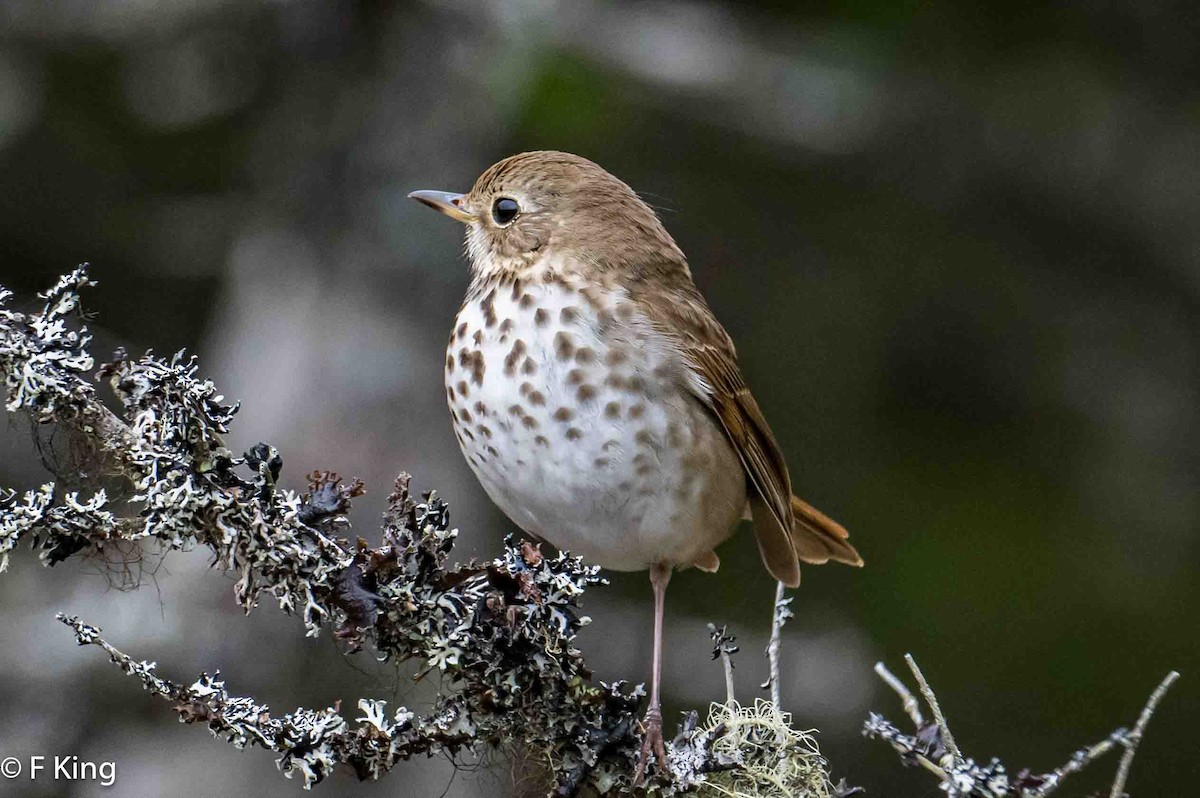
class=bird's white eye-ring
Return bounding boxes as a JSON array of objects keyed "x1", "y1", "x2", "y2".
[{"x1": 492, "y1": 197, "x2": 520, "y2": 225}]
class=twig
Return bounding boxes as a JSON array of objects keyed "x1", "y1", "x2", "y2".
[
  {"x1": 1025, "y1": 729, "x2": 1126, "y2": 798},
  {"x1": 867, "y1": 660, "x2": 1182, "y2": 798},
  {"x1": 708, "y1": 623, "x2": 739, "y2": 705},
  {"x1": 764, "y1": 581, "x2": 787, "y2": 707},
  {"x1": 873, "y1": 661, "x2": 924, "y2": 728},
  {"x1": 1109, "y1": 670, "x2": 1179, "y2": 798},
  {"x1": 904, "y1": 653, "x2": 960, "y2": 762}
]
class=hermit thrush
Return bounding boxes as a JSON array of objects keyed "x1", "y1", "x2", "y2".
[{"x1": 410, "y1": 151, "x2": 861, "y2": 780}]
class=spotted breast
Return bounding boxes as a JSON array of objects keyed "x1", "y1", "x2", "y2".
[{"x1": 443, "y1": 267, "x2": 746, "y2": 571}]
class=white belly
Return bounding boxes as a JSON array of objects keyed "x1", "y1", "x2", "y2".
[{"x1": 444, "y1": 275, "x2": 745, "y2": 570}]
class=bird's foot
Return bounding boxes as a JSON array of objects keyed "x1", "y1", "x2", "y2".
[{"x1": 633, "y1": 704, "x2": 668, "y2": 786}]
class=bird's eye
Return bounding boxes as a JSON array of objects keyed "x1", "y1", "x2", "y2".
[{"x1": 492, "y1": 197, "x2": 520, "y2": 225}]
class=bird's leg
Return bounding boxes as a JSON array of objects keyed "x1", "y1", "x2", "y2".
[{"x1": 634, "y1": 561, "x2": 672, "y2": 785}]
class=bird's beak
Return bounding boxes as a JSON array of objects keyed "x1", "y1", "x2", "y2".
[{"x1": 407, "y1": 190, "x2": 475, "y2": 223}]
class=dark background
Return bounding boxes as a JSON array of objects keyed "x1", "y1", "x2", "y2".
[{"x1": 0, "y1": 1, "x2": 1196, "y2": 796}]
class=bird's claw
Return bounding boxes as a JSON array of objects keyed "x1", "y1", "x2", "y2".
[{"x1": 633, "y1": 705, "x2": 668, "y2": 786}]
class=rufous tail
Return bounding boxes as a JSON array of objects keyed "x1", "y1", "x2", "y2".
[{"x1": 789, "y1": 495, "x2": 863, "y2": 567}]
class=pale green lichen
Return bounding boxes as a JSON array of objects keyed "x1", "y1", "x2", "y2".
[{"x1": 697, "y1": 700, "x2": 833, "y2": 798}]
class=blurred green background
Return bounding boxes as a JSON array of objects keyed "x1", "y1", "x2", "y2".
[{"x1": 0, "y1": 1, "x2": 1196, "y2": 796}]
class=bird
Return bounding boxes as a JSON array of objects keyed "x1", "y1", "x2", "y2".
[{"x1": 409, "y1": 151, "x2": 861, "y2": 781}]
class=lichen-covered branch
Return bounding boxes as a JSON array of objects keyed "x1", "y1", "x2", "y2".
[
  {"x1": 864, "y1": 656, "x2": 1180, "y2": 798},
  {"x1": 2, "y1": 266, "x2": 841, "y2": 797}
]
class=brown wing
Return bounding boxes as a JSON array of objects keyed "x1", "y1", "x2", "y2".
[
  {"x1": 683, "y1": 336, "x2": 801, "y2": 586},
  {"x1": 629, "y1": 275, "x2": 800, "y2": 586}
]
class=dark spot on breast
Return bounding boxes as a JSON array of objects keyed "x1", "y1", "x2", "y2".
[
  {"x1": 534, "y1": 308, "x2": 549, "y2": 326},
  {"x1": 566, "y1": 368, "x2": 584, "y2": 385},
  {"x1": 667, "y1": 423, "x2": 684, "y2": 448},
  {"x1": 522, "y1": 415, "x2": 539, "y2": 430},
  {"x1": 605, "y1": 374, "x2": 627, "y2": 390},
  {"x1": 487, "y1": 445, "x2": 500, "y2": 457},
  {"x1": 594, "y1": 457, "x2": 610, "y2": 467},
  {"x1": 456, "y1": 322, "x2": 468, "y2": 339},
  {"x1": 510, "y1": 278, "x2": 524, "y2": 300},
  {"x1": 635, "y1": 430, "x2": 655, "y2": 446},
  {"x1": 605, "y1": 349, "x2": 627, "y2": 367},
  {"x1": 520, "y1": 293, "x2": 535, "y2": 309},
  {"x1": 477, "y1": 424, "x2": 492, "y2": 439},
  {"x1": 457, "y1": 380, "x2": 469, "y2": 397},
  {"x1": 499, "y1": 318, "x2": 514, "y2": 335},
  {"x1": 529, "y1": 390, "x2": 546, "y2": 406},
  {"x1": 565, "y1": 427, "x2": 582, "y2": 440},
  {"x1": 459, "y1": 408, "x2": 472, "y2": 423},
  {"x1": 560, "y1": 307, "x2": 579, "y2": 324},
  {"x1": 461, "y1": 428, "x2": 475, "y2": 441},
  {"x1": 470, "y1": 352, "x2": 485, "y2": 385},
  {"x1": 574, "y1": 347, "x2": 595, "y2": 365},
  {"x1": 446, "y1": 354, "x2": 455, "y2": 372},
  {"x1": 604, "y1": 401, "x2": 620, "y2": 418},
  {"x1": 553, "y1": 407, "x2": 574, "y2": 422},
  {"x1": 629, "y1": 403, "x2": 646, "y2": 419},
  {"x1": 504, "y1": 339, "x2": 527, "y2": 376},
  {"x1": 447, "y1": 386, "x2": 456, "y2": 401},
  {"x1": 554, "y1": 332, "x2": 574, "y2": 360},
  {"x1": 472, "y1": 330, "x2": 482, "y2": 345},
  {"x1": 628, "y1": 376, "x2": 646, "y2": 392},
  {"x1": 535, "y1": 435, "x2": 549, "y2": 447},
  {"x1": 508, "y1": 404, "x2": 523, "y2": 416},
  {"x1": 520, "y1": 382, "x2": 532, "y2": 396},
  {"x1": 521, "y1": 357, "x2": 537, "y2": 375},
  {"x1": 481, "y1": 288, "x2": 497, "y2": 327},
  {"x1": 474, "y1": 401, "x2": 486, "y2": 415},
  {"x1": 577, "y1": 384, "x2": 597, "y2": 403}
]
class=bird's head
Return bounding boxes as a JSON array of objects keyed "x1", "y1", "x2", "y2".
[{"x1": 409, "y1": 151, "x2": 685, "y2": 282}]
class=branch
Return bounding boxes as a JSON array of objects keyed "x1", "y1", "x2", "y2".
[
  {"x1": 1109, "y1": 670, "x2": 1179, "y2": 798},
  {"x1": 865, "y1": 656, "x2": 1181, "y2": 798}
]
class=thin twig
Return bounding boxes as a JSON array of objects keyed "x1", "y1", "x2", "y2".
[
  {"x1": 1109, "y1": 670, "x2": 1179, "y2": 798},
  {"x1": 720, "y1": 645, "x2": 736, "y2": 705},
  {"x1": 707, "y1": 623, "x2": 738, "y2": 705},
  {"x1": 904, "y1": 653, "x2": 961, "y2": 762},
  {"x1": 1025, "y1": 730, "x2": 1125, "y2": 798},
  {"x1": 873, "y1": 661, "x2": 924, "y2": 727},
  {"x1": 765, "y1": 581, "x2": 788, "y2": 707}
]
